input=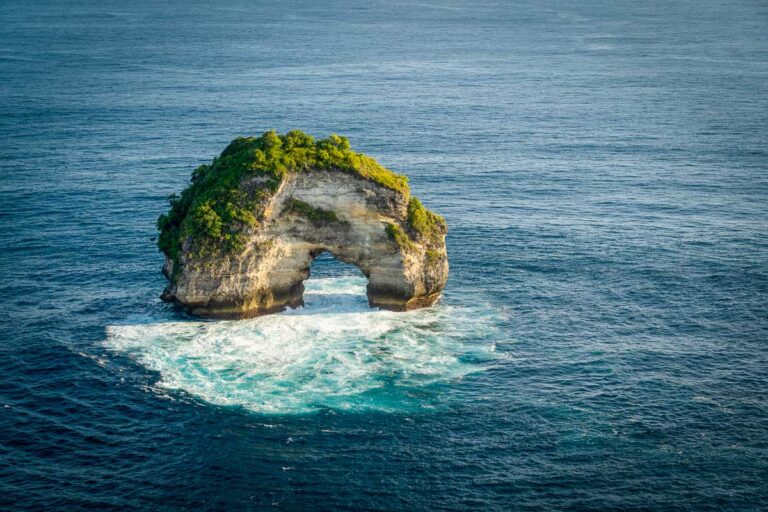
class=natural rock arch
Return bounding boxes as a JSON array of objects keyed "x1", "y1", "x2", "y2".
[{"x1": 158, "y1": 131, "x2": 448, "y2": 318}]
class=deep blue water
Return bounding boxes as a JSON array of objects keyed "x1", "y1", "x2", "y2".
[{"x1": 2, "y1": 0, "x2": 768, "y2": 510}]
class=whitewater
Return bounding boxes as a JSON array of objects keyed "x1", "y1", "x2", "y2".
[{"x1": 105, "y1": 276, "x2": 500, "y2": 414}]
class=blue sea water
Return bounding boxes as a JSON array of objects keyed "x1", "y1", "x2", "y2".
[{"x1": 1, "y1": 0, "x2": 768, "y2": 509}]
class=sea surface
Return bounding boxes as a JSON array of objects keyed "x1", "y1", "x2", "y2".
[{"x1": 1, "y1": 0, "x2": 767, "y2": 510}]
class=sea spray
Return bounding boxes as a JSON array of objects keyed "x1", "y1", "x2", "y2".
[{"x1": 105, "y1": 277, "x2": 500, "y2": 414}]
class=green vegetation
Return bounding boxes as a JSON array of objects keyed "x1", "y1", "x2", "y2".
[
  {"x1": 385, "y1": 223, "x2": 415, "y2": 251},
  {"x1": 407, "y1": 197, "x2": 447, "y2": 242},
  {"x1": 157, "y1": 130, "x2": 409, "y2": 265},
  {"x1": 283, "y1": 198, "x2": 339, "y2": 223},
  {"x1": 425, "y1": 249, "x2": 442, "y2": 266}
]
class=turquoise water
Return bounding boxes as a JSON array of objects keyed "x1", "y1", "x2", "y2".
[
  {"x1": 2, "y1": 0, "x2": 768, "y2": 510},
  {"x1": 105, "y1": 273, "x2": 501, "y2": 415}
]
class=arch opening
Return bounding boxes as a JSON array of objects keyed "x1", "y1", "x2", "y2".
[
  {"x1": 294, "y1": 251, "x2": 370, "y2": 313},
  {"x1": 308, "y1": 250, "x2": 367, "y2": 280}
]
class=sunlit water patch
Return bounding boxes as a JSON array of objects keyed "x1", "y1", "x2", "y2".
[{"x1": 104, "y1": 277, "x2": 500, "y2": 414}]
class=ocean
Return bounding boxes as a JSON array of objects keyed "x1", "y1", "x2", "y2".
[{"x1": 1, "y1": 0, "x2": 767, "y2": 509}]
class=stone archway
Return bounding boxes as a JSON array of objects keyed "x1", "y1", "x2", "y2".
[{"x1": 161, "y1": 168, "x2": 448, "y2": 319}]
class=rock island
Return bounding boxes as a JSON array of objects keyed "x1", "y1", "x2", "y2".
[{"x1": 157, "y1": 130, "x2": 448, "y2": 318}]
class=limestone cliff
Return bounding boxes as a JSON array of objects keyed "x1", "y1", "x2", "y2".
[{"x1": 157, "y1": 130, "x2": 448, "y2": 318}]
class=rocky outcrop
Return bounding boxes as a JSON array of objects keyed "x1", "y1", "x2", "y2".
[{"x1": 158, "y1": 131, "x2": 448, "y2": 318}]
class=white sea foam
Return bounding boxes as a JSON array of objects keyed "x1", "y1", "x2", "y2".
[{"x1": 104, "y1": 277, "x2": 499, "y2": 414}]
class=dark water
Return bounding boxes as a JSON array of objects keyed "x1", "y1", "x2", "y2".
[{"x1": 2, "y1": 0, "x2": 768, "y2": 510}]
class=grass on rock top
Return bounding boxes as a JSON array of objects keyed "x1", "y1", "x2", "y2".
[
  {"x1": 407, "y1": 197, "x2": 447, "y2": 243},
  {"x1": 157, "y1": 130, "x2": 443, "y2": 269}
]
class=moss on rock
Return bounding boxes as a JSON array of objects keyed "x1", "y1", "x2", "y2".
[
  {"x1": 407, "y1": 197, "x2": 447, "y2": 243},
  {"x1": 385, "y1": 223, "x2": 416, "y2": 252},
  {"x1": 283, "y1": 198, "x2": 339, "y2": 223}
]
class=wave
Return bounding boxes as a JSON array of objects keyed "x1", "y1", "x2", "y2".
[{"x1": 104, "y1": 277, "x2": 500, "y2": 414}]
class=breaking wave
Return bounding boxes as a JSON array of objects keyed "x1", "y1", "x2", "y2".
[{"x1": 104, "y1": 277, "x2": 500, "y2": 414}]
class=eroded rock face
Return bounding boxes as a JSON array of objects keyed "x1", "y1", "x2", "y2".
[{"x1": 161, "y1": 168, "x2": 448, "y2": 318}]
